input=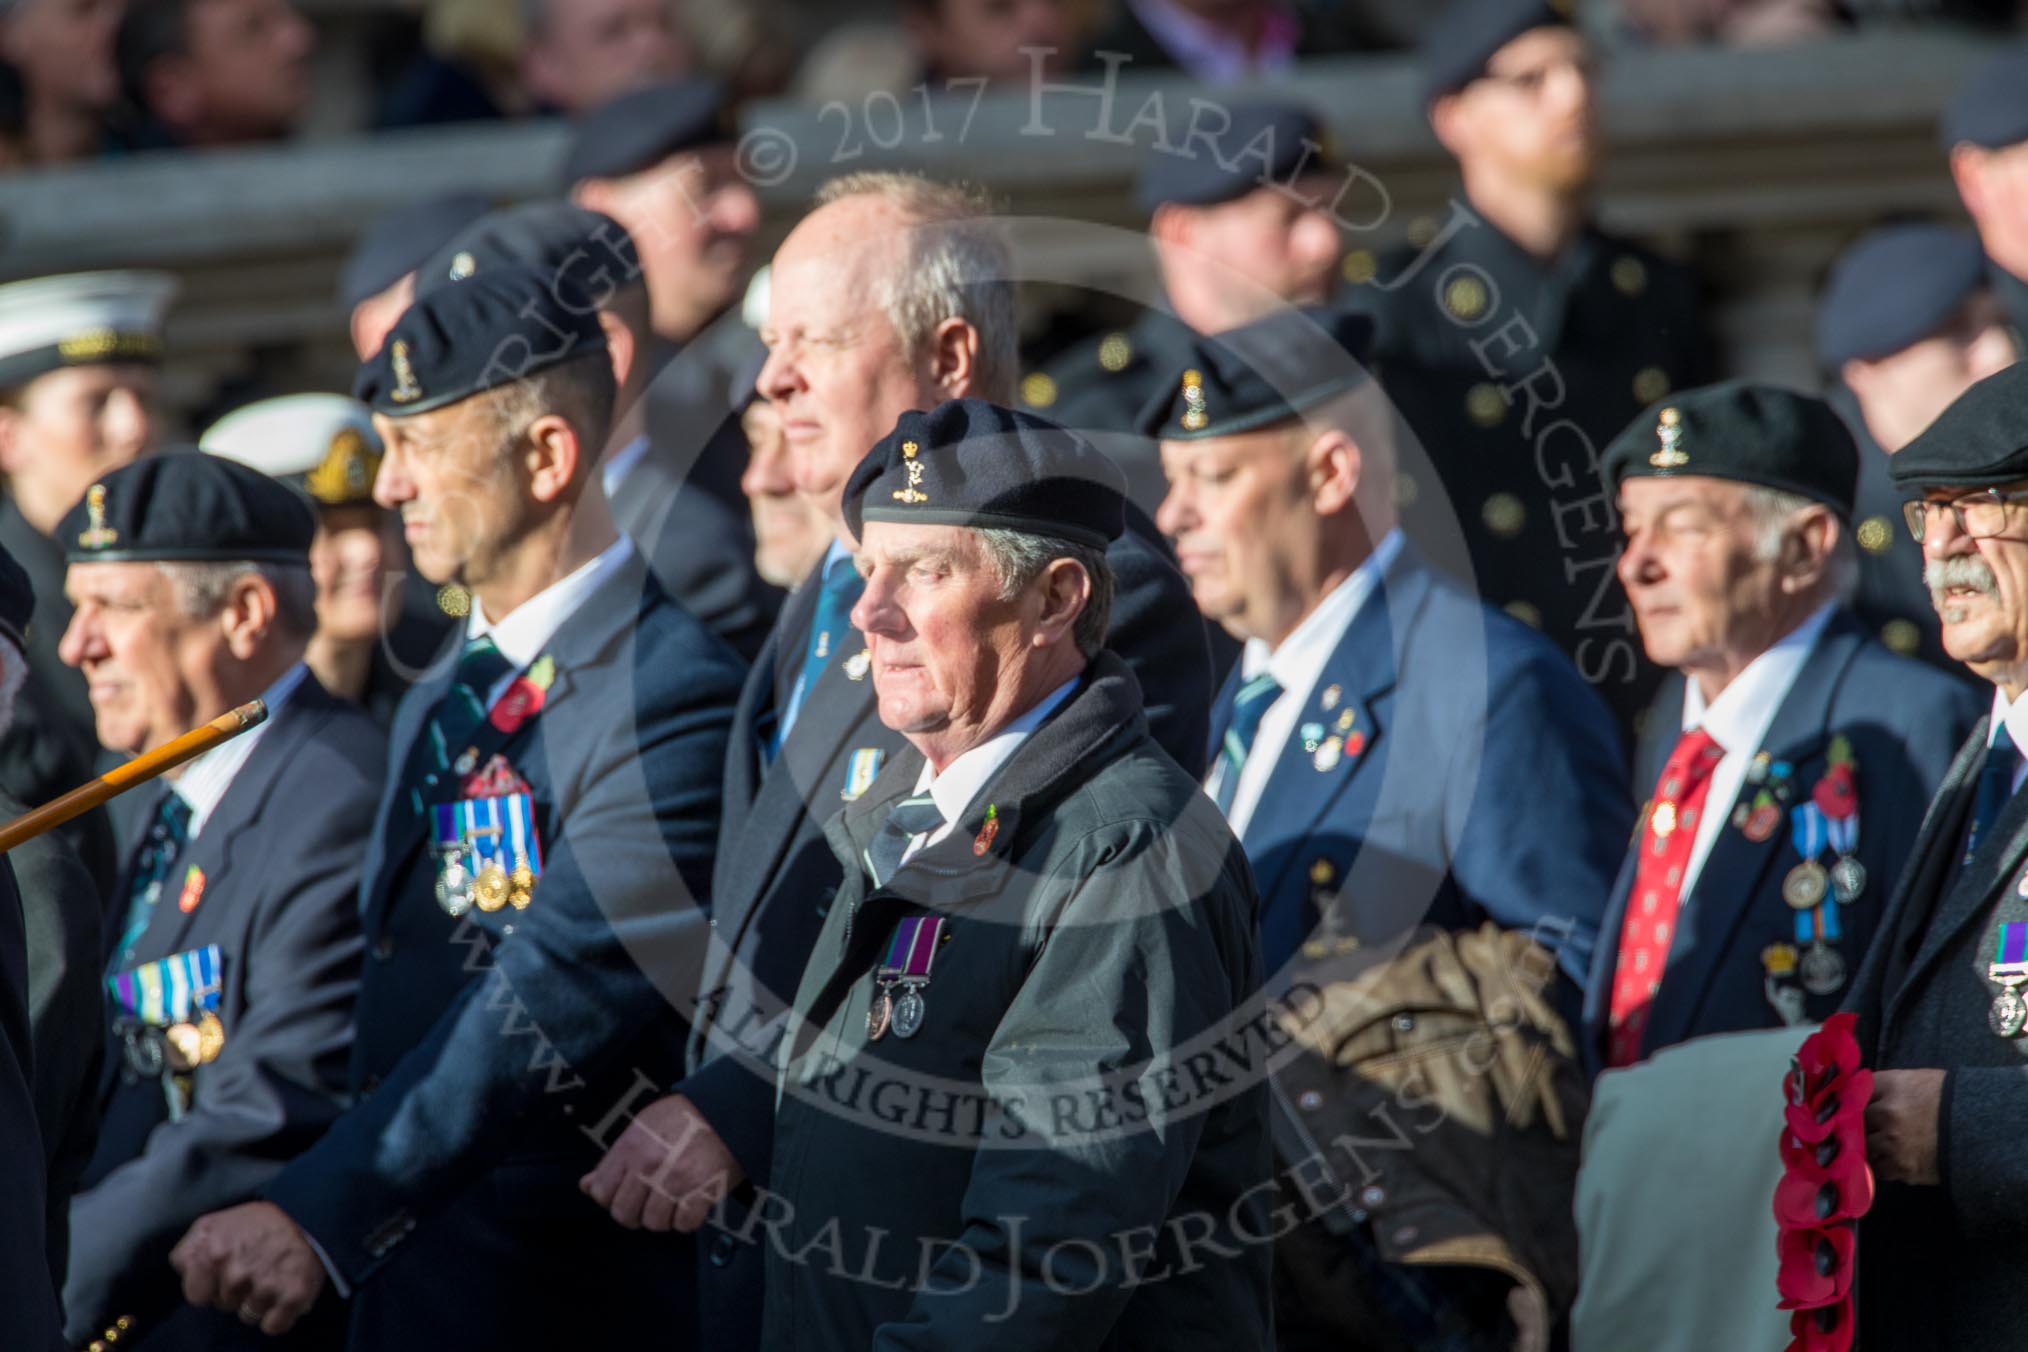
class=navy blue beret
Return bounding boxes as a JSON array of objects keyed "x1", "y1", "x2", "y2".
[
  {"x1": 60, "y1": 448, "x2": 315, "y2": 565},
  {"x1": 1816, "y1": 223, "x2": 1989, "y2": 369},
  {"x1": 415, "y1": 203, "x2": 643, "y2": 308},
  {"x1": 338, "y1": 193, "x2": 492, "y2": 310},
  {"x1": 844, "y1": 399, "x2": 1127, "y2": 550},
  {"x1": 1143, "y1": 307, "x2": 1374, "y2": 440},
  {"x1": 1940, "y1": 47, "x2": 2028, "y2": 152},
  {"x1": 1134, "y1": 101, "x2": 1340, "y2": 215},
  {"x1": 1891, "y1": 363, "x2": 2028, "y2": 491},
  {"x1": 1421, "y1": 0, "x2": 1573, "y2": 105},
  {"x1": 561, "y1": 77, "x2": 734, "y2": 187},
  {"x1": 0, "y1": 539, "x2": 30, "y2": 655},
  {"x1": 355, "y1": 264, "x2": 608, "y2": 417},
  {"x1": 1602, "y1": 380, "x2": 1858, "y2": 519}
]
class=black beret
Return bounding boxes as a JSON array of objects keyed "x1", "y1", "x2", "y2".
[
  {"x1": 843, "y1": 399, "x2": 1127, "y2": 550},
  {"x1": 1142, "y1": 307, "x2": 1374, "y2": 441},
  {"x1": 1602, "y1": 380, "x2": 1858, "y2": 519},
  {"x1": 1134, "y1": 101, "x2": 1340, "y2": 215},
  {"x1": 1816, "y1": 223, "x2": 1989, "y2": 369},
  {"x1": 354, "y1": 263, "x2": 608, "y2": 417},
  {"x1": 338, "y1": 193, "x2": 492, "y2": 310},
  {"x1": 415, "y1": 203, "x2": 643, "y2": 308},
  {"x1": 1940, "y1": 46, "x2": 2028, "y2": 153},
  {"x1": 59, "y1": 448, "x2": 314, "y2": 565},
  {"x1": 0, "y1": 538, "x2": 30, "y2": 656},
  {"x1": 1890, "y1": 362, "x2": 2028, "y2": 491},
  {"x1": 561, "y1": 77, "x2": 734, "y2": 187},
  {"x1": 1421, "y1": 0, "x2": 1573, "y2": 105}
]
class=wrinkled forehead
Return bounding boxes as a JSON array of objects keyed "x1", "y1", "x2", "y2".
[
  {"x1": 64, "y1": 558, "x2": 171, "y2": 608},
  {"x1": 855, "y1": 519, "x2": 982, "y2": 568}
]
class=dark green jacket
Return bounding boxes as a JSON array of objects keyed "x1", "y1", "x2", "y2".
[{"x1": 763, "y1": 652, "x2": 1273, "y2": 1351}]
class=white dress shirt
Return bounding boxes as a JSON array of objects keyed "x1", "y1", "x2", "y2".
[
  {"x1": 1213, "y1": 529, "x2": 1404, "y2": 839},
  {"x1": 467, "y1": 536, "x2": 636, "y2": 703},
  {"x1": 1984, "y1": 685, "x2": 2028, "y2": 792},
  {"x1": 1674, "y1": 603, "x2": 1836, "y2": 899},
  {"x1": 172, "y1": 661, "x2": 310, "y2": 839},
  {"x1": 898, "y1": 676, "x2": 1080, "y2": 865}
]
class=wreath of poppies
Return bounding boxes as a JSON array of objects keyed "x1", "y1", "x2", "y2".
[{"x1": 1775, "y1": 1013, "x2": 1874, "y2": 1351}]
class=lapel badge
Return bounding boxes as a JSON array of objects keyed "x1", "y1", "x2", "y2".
[
  {"x1": 1180, "y1": 369, "x2": 1208, "y2": 432},
  {"x1": 1649, "y1": 407, "x2": 1688, "y2": 469},
  {"x1": 1308, "y1": 858, "x2": 1335, "y2": 887},
  {"x1": 1299, "y1": 721, "x2": 1325, "y2": 753},
  {"x1": 1313, "y1": 736, "x2": 1343, "y2": 772},
  {"x1": 453, "y1": 747, "x2": 480, "y2": 776},
  {"x1": 972, "y1": 804, "x2": 999, "y2": 856},
  {"x1": 1343, "y1": 729, "x2": 1367, "y2": 757},
  {"x1": 841, "y1": 747, "x2": 884, "y2": 802},
  {"x1": 1320, "y1": 684, "x2": 1342, "y2": 711},
  {"x1": 1743, "y1": 799, "x2": 1781, "y2": 843},
  {"x1": 1335, "y1": 709, "x2": 1355, "y2": 732},
  {"x1": 2014, "y1": 865, "x2": 2028, "y2": 900},
  {"x1": 891, "y1": 440, "x2": 929, "y2": 504},
  {"x1": 1746, "y1": 752, "x2": 1770, "y2": 786},
  {"x1": 177, "y1": 865, "x2": 206, "y2": 914},
  {"x1": 389, "y1": 339, "x2": 424, "y2": 404},
  {"x1": 1761, "y1": 942, "x2": 1798, "y2": 979},
  {"x1": 448, "y1": 250, "x2": 477, "y2": 281},
  {"x1": 76, "y1": 483, "x2": 118, "y2": 549},
  {"x1": 845, "y1": 648, "x2": 871, "y2": 681}
]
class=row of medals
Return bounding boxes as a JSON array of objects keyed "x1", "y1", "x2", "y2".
[
  {"x1": 436, "y1": 849, "x2": 536, "y2": 917},
  {"x1": 123, "y1": 1010, "x2": 225, "y2": 1078},
  {"x1": 1991, "y1": 875, "x2": 2028, "y2": 1038},
  {"x1": 1780, "y1": 853, "x2": 1865, "y2": 997},
  {"x1": 867, "y1": 979, "x2": 928, "y2": 1041}
]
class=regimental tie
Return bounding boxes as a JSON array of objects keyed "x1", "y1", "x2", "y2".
[
  {"x1": 402, "y1": 635, "x2": 515, "y2": 815},
  {"x1": 1963, "y1": 725, "x2": 2023, "y2": 867},
  {"x1": 1213, "y1": 673, "x2": 1284, "y2": 815},
  {"x1": 108, "y1": 790, "x2": 193, "y2": 974},
  {"x1": 1607, "y1": 727, "x2": 1725, "y2": 1067},
  {"x1": 777, "y1": 554, "x2": 864, "y2": 754},
  {"x1": 864, "y1": 794, "x2": 947, "y2": 888}
]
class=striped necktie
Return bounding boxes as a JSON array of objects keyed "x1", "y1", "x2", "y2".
[
  {"x1": 416, "y1": 635, "x2": 515, "y2": 774},
  {"x1": 1965, "y1": 725, "x2": 2024, "y2": 866},
  {"x1": 1214, "y1": 673, "x2": 1285, "y2": 814},
  {"x1": 108, "y1": 790, "x2": 193, "y2": 974},
  {"x1": 779, "y1": 554, "x2": 864, "y2": 749},
  {"x1": 864, "y1": 794, "x2": 946, "y2": 888}
]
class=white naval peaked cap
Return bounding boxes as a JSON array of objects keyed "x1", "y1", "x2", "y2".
[
  {"x1": 0, "y1": 270, "x2": 179, "y2": 389},
  {"x1": 201, "y1": 393, "x2": 385, "y2": 508}
]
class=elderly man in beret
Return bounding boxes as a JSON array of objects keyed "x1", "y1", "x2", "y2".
[
  {"x1": 170, "y1": 267, "x2": 746, "y2": 1351},
  {"x1": 56, "y1": 451, "x2": 384, "y2": 1351},
  {"x1": 759, "y1": 398, "x2": 1270, "y2": 1351},
  {"x1": 1588, "y1": 382, "x2": 1978, "y2": 1070},
  {"x1": 1833, "y1": 360, "x2": 2028, "y2": 1348}
]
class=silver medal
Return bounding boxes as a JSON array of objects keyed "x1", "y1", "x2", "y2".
[
  {"x1": 1799, "y1": 944, "x2": 1847, "y2": 997},
  {"x1": 1992, "y1": 986, "x2": 2028, "y2": 1039},
  {"x1": 436, "y1": 858, "x2": 473, "y2": 917},
  {"x1": 891, "y1": 986, "x2": 926, "y2": 1039},
  {"x1": 1829, "y1": 856, "x2": 1867, "y2": 905}
]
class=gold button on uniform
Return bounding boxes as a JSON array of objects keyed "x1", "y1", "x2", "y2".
[
  {"x1": 1611, "y1": 255, "x2": 1649, "y2": 297},
  {"x1": 1632, "y1": 366, "x2": 1671, "y2": 404},
  {"x1": 1504, "y1": 599, "x2": 1543, "y2": 628},
  {"x1": 1482, "y1": 493, "x2": 1526, "y2": 538},
  {"x1": 1466, "y1": 382, "x2": 1506, "y2": 428},
  {"x1": 1020, "y1": 372, "x2": 1058, "y2": 408},
  {"x1": 1406, "y1": 215, "x2": 1439, "y2": 249},
  {"x1": 1097, "y1": 332, "x2": 1133, "y2": 372},
  {"x1": 1342, "y1": 249, "x2": 1377, "y2": 285},
  {"x1": 437, "y1": 583, "x2": 471, "y2": 618},
  {"x1": 1444, "y1": 275, "x2": 1488, "y2": 321},
  {"x1": 1881, "y1": 619, "x2": 1920, "y2": 656},
  {"x1": 1857, "y1": 516, "x2": 1892, "y2": 554}
]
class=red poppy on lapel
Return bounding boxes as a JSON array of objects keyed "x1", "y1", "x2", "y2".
[
  {"x1": 1777, "y1": 1224, "x2": 1855, "y2": 1308},
  {"x1": 177, "y1": 866, "x2": 205, "y2": 914},
  {"x1": 1812, "y1": 762, "x2": 1858, "y2": 820},
  {"x1": 1775, "y1": 1161, "x2": 1874, "y2": 1228},
  {"x1": 1785, "y1": 1299, "x2": 1854, "y2": 1352}
]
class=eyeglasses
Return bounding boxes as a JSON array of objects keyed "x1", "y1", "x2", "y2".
[{"x1": 1903, "y1": 488, "x2": 2028, "y2": 542}]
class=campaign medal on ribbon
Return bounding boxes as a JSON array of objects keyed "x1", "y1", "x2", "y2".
[
  {"x1": 432, "y1": 792, "x2": 543, "y2": 917},
  {"x1": 108, "y1": 945, "x2": 226, "y2": 1113},
  {"x1": 1990, "y1": 922, "x2": 2028, "y2": 1038},
  {"x1": 866, "y1": 915, "x2": 948, "y2": 1041},
  {"x1": 842, "y1": 748, "x2": 884, "y2": 803}
]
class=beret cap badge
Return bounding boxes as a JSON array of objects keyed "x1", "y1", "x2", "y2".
[
  {"x1": 76, "y1": 483, "x2": 117, "y2": 550},
  {"x1": 1180, "y1": 369, "x2": 1209, "y2": 432},
  {"x1": 388, "y1": 340, "x2": 423, "y2": 405},
  {"x1": 891, "y1": 440, "x2": 929, "y2": 504},
  {"x1": 1650, "y1": 406, "x2": 1689, "y2": 469}
]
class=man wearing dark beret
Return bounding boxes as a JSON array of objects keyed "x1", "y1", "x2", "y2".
[
  {"x1": 1838, "y1": 359, "x2": 2028, "y2": 1349},
  {"x1": 56, "y1": 451, "x2": 384, "y2": 1351},
  {"x1": 1152, "y1": 306, "x2": 1623, "y2": 1348},
  {"x1": 1943, "y1": 46, "x2": 2028, "y2": 342},
  {"x1": 169, "y1": 267, "x2": 747, "y2": 1351},
  {"x1": 1589, "y1": 381, "x2": 1975, "y2": 1076},
  {"x1": 338, "y1": 193, "x2": 491, "y2": 362},
  {"x1": 1347, "y1": 0, "x2": 1711, "y2": 748},
  {"x1": 1817, "y1": 222, "x2": 2018, "y2": 674},
  {"x1": 753, "y1": 397, "x2": 1270, "y2": 1350}
]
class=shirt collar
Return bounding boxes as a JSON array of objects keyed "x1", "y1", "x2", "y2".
[
  {"x1": 174, "y1": 660, "x2": 310, "y2": 838},
  {"x1": 600, "y1": 434, "x2": 653, "y2": 500},
  {"x1": 911, "y1": 675, "x2": 1081, "y2": 826},
  {"x1": 1241, "y1": 529, "x2": 1404, "y2": 690},
  {"x1": 468, "y1": 536, "x2": 636, "y2": 673},
  {"x1": 1680, "y1": 602, "x2": 1837, "y2": 753},
  {"x1": 1986, "y1": 684, "x2": 2028, "y2": 754}
]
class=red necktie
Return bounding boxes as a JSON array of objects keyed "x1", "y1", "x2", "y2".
[{"x1": 1607, "y1": 727, "x2": 1725, "y2": 1067}]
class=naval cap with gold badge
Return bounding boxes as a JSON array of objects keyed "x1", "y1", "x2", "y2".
[
  {"x1": 1601, "y1": 379, "x2": 1859, "y2": 519},
  {"x1": 0, "y1": 269, "x2": 178, "y2": 391},
  {"x1": 1141, "y1": 306, "x2": 1375, "y2": 441},
  {"x1": 353, "y1": 263, "x2": 607, "y2": 418},
  {"x1": 201, "y1": 394, "x2": 384, "y2": 508},
  {"x1": 1889, "y1": 362, "x2": 2028, "y2": 492},
  {"x1": 1421, "y1": 0, "x2": 1575, "y2": 106},
  {"x1": 59, "y1": 449, "x2": 314, "y2": 565},
  {"x1": 843, "y1": 399, "x2": 1128, "y2": 550}
]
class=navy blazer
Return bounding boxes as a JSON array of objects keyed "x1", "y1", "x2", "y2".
[
  {"x1": 0, "y1": 861, "x2": 61, "y2": 1350},
  {"x1": 1583, "y1": 613, "x2": 1978, "y2": 1072},
  {"x1": 262, "y1": 560, "x2": 744, "y2": 1352},
  {"x1": 67, "y1": 676, "x2": 383, "y2": 1350}
]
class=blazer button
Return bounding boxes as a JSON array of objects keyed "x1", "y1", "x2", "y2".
[
  {"x1": 373, "y1": 936, "x2": 396, "y2": 961},
  {"x1": 362, "y1": 1073, "x2": 383, "y2": 1096},
  {"x1": 709, "y1": 1233, "x2": 736, "y2": 1267}
]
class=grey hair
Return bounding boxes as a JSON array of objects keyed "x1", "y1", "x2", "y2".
[
  {"x1": 0, "y1": 638, "x2": 26, "y2": 741},
  {"x1": 976, "y1": 528, "x2": 1114, "y2": 659},
  {"x1": 1742, "y1": 485, "x2": 1858, "y2": 602},
  {"x1": 813, "y1": 172, "x2": 1019, "y2": 403},
  {"x1": 482, "y1": 351, "x2": 617, "y2": 465},
  {"x1": 160, "y1": 561, "x2": 318, "y2": 641}
]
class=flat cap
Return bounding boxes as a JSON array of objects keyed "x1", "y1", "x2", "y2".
[
  {"x1": 202, "y1": 394, "x2": 384, "y2": 508},
  {"x1": 1134, "y1": 101, "x2": 1341, "y2": 215},
  {"x1": 0, "y1": 270, "x2": 177, "y2": 389},
  {"x1": 338, "y1": 193, "x2": 492, "y2": 311},
  {"x1": 1890, "y1": 363, "x2": 2028, "y2": 491},
  {"x1": 0, "y1": 539, "x2": 31, "y2": 656},
  {"x1": 1816, "y1": 223, "x2": 1990, "y2": 369},
  {"x1": 844, "y1": 399, "x2": 1127, "y2": 550},
  {"x1": 60, "y1": 448, "x2": 314, "y2": 565},
  {"x1": 1143, "y1": 307, "x2": 1374, "y2": 441},
  {"x1": 1940, "y1": 47, "x2": 2028, "y2": 153},
  {"x1": 561, "y1": 77, "x2": 734, "y2": 187},
  {"x1": 415, "y1": 203, "x2": 643, "y2": 307},
  {"x1": 1602, "y1": 380, "x2": 1858, "y2": 519},
  {"x1": 354, "y1": 263, "x2": 607, "y2": 417},
  {"x1": 1421, "y1": 0, "x2": 1573, "y2": 105}
]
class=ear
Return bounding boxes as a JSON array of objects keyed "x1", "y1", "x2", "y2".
[
  {"x1": 571, "y1": 179, "x2": 609, "y2": 213},
  {"x1": 1779, "y1": 506, "x2": 1839, "y2": 594},
  {"x1": 1951, "y1": 144, "x2": 1987, "y2": 220},
  {"x1": 924, "y1": 316, "x2": 981, "y2": 399},
  {"x1": 1428, "y1": 93, "x2": 1468, "y2": 159},
  {"x1": 1305, "y1": 426, "x2": 1363, "y2": 516},
  {"x1": 522, "y1": 413, "x2": 583, "y2": 503},
  {"x1": 597, "y1": 310, "x2": 637, "y2": 390},
  {"x1": 0, "y1": 403, "x2": 24, "y2": 477},
  {"x1": 219, "y1": 573, "x2": 280, "y2": 660},
  {"x1": 1031, "y1": 556, "x2": 1093, "y2": 648}
]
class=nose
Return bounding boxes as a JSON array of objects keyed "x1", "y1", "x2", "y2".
[
  {"x1": 101, "y1": 387, "x2": 152, "y2": 459},
  {"x1": 1154, "y1": 477, "x2": 1191, "y2": 539},
  {"x1": 712, "y1": 181, "x2": 762, "y2": 238},
  {"x1": 1614, "y1": 533, "x2": 1654, "y2": 590},
  {"x1": 757, "y1": 342, "x2": 800, "y2": 406},
  {"x1": 56, "y1": 607, "x2": 96, "y2": 669},
  {"x1": 740, "y1": 426, "x2": 794, "y2": 499},
  {"x1": 372, "y1": 446, "x2": 413, "y2": 511},
  {"x1": 1923, "y1": 507, "x2": 1973, "y2": 559},
  {"x1": 848, "y1": 569, "x2": 902, "y2": 638},
  {"x1": 1292, "y1": 208, "x2": 1342, "y2": 272}
]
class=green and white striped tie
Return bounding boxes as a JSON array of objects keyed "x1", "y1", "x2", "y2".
[{"x1": 1214, "y1": 672, "x2": 1284, "y2": 815}]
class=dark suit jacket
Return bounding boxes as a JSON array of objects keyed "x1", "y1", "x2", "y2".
[
  {"x1": 263, "y1": 559, "x2": 744, "y2": 1352},
  {"x1": 66, "y1": 676, "x2": 382, "y2": 1350},
  {"x1": 1583, "y1": 614, "x2": 1977, "y2": 1071},
  {"x1": 0, "y1": 853, "x2": 63, "y2": 1350},
  {"x1": 1844, "y1": 713, "x2": 2028, "y2": 1349}
]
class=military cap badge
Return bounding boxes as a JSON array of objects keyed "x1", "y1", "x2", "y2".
[
  {"x1": 1650, "y1": 407, "x2": 1689, "y2": 469},
  {"x1": 892, "y1": 440, "x2": 928, "y2": 504},
  {"x1": 76, "y1": 483, "x2": 117, "y2": 549},
  {"x1": 389, "y1": 340, "x2": 423, "y2": 405},
  {"x1": 448, "y1": 251, "x2": 477, "y2": 282},
  {"x1": 305, "y1": 427, "x2": 382, "y2": 505},
  {"x1": 1180, "y1": 369, "x2": 1208, "y2": 432}
]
